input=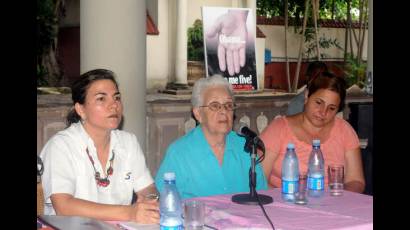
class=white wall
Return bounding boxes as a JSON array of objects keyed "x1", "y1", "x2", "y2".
[
  {"x1": 187, "y1": 0, "x2": 233, "y2": 28},
  {"x1": 146, "y1": 0, "x2": 171, "y2": 90},
  {"x1": 256, "y1": 37, "x2": 265, "y2": 90},
  {"x1": 146, "y1": 1, "x2": 369, "y2": 90},
  {"x1": 147, "y1": 0, "x2": 266, "y2": 90},
  {"x1": 259, "y1": 25, "x2": 368, "y2": 61},
  {"x1": 56, "y1": 0, "x2": 369, "y2": 91},
  {"x1": 147, "y1": 0, "x2": 239, "y2": 90}
]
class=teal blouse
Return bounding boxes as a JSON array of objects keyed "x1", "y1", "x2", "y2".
[{"x1": 155, "y1": 125, "x2": 268, "y2": 199}]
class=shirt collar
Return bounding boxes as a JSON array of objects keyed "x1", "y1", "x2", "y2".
[
  {"x1": 193, "y1": 125, "x2": 234, "y2": 154},
  {"x1": 73, "y1": 122, "x2": 119, "y2": 157}
]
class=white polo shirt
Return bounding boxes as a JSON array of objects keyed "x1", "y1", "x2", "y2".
[{"x1": 40, "y1": 122, "x2": 154, "y2": 215}]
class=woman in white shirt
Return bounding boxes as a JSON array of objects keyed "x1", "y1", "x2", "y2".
[{"x1": 40, "y1": 69, "x2": 159, "y2": 223}]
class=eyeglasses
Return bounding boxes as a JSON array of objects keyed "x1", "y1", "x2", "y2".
[{"x1": 200, "y1": 101, "x2": 237, "y2": 111}]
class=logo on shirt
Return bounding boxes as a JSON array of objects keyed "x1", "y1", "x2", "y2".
[{"x1": 125, "y1": 172, "x2": 131, "y2": 180}]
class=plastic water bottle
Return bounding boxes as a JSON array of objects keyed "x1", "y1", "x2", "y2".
[
  {"x1": 307, "y1": 139, "x2": 325, "y2": 198},
  {"x1": 281, "y1": 143, "x2": 299, "y2": 202},
  {"x1": 159, "y1": 172, "x2": 183, "y2": 230}
]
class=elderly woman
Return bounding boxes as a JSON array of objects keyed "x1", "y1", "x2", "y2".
[
  {"x1": 40, "y1": 69, "x2": 159, "y2": 223},
  {"x1": 260, "y1": 72, "x2": 365, "y2": 193},
  {"x1": 155, "y1": 75, "x2": 267, "y2": 199}
]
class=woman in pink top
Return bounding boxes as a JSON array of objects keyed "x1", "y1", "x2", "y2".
[{"x1": 260, "y1": 72, "x2": 365, "y2": 193}]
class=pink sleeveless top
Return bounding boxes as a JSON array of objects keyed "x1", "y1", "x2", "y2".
[{"x1": 259, "y1": 116, "x2": 360, "y2": 187}]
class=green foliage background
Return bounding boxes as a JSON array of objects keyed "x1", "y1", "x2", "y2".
[
  {"x1": 257, "y1": 0, "x2": 362, "y2": 20},
  {"x1": 37, "y1": 0, "x2": 58, "y2": 86},
  {"x1": 188, "y1": 19, "x2": 204, "y2": 61}
]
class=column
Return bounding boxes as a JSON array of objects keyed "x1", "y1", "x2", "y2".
[
  {"x1": 81, "y1": 0, "x2": 147, "y2": 150},
  {"x1": 175, "y1": 0, "x2": 188, "y2": 85},
  {"x1": 246, "y1": 0, "x2": 264, "y2": 90},
  {"x1": 366, "y1": 0, "x2": 373, "y2": 95},
  {"x1": 246, "y1": 0, "x2": 256, "y2": 14},
  {"x1": 232, "y1": 0, "x2": 242, "y2": 7}
]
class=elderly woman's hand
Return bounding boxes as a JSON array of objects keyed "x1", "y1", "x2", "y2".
[{"x1": 130, "y1": 199, "x2": 160, "y2": 224}]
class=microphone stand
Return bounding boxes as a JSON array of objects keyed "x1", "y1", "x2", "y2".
[{"x1": 232, "y1": 136, "x2": 273, "y2": 205}]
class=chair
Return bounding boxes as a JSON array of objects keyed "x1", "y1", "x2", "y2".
[
  {"x1": 37, "y1": 183, "x2": 44, "y2": 216},
  {"x1": 348, "y1": 102, "x2": 373, "y2": 195},
  {"x1": 37, "y1": 156, "x2": 44, "y2": 216},
  {"x1": 362, "y1": 135, "x2": 373, "y2": 195}
]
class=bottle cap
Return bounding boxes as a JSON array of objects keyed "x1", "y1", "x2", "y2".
[
  {"x1": 164, "y1": 172, "x2": 176, "y2": 181},
  {"x1": 312, "y1": 139, "x2": 320, "y2": 146},
  {"x1": 287, "y1": 143, "x2": 295, "y2": 149}
]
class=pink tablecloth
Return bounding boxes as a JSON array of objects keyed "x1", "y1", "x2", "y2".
[{"x1": 192, "y1": 189, "x2": 373, "y2": 230}]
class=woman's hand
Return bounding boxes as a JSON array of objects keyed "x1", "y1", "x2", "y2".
[{"x1": 131, "y1": 199, "x2": 160, "y2": 224}]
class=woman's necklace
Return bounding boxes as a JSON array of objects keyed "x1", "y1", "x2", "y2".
[{"x1": 85, "y1": 147, "x2": 115, "y2": 187}]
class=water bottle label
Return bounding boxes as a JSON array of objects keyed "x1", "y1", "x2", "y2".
[
  {"x1": 282, "y1": 179, "x2": 298, "y2": 194},
  {"x1": 307, "y1": 176, "x2": 324, "y2": 190},
  {"x1": 160, "y1": 225, "x2": 183, "y2": 230}
]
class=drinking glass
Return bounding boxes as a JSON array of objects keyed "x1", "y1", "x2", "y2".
[
  {"x1": 328, "y1": 164, "x2": 344, "y2": 196},
  {"x1": 294, "y1": 174, "x2": 308, "y2": 205},
  {"x1": 184, "y1": 200, "x2": 205, "y2": 230}
]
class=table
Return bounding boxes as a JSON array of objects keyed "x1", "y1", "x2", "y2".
[
  {"x1": 192, "y1": 188, "x2": 373, "y2": 230},
  {"x1": 38, "y1": 189, "x2": 372, "y2": 230}
]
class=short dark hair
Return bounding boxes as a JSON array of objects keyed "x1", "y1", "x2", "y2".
[
  {"x1": 66, "y1": 69, "x2": 119, "y2": 126},
  {"x1": 305, "y1": 61, "x2": 328, "y2": 84},
  {"x1": 307, "y1": 71, "x2": 346, "y2": 112}
]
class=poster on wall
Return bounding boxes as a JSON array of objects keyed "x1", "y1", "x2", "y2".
[{"x1": 202, "y1": 6, "x2": 257, "y2": 91}]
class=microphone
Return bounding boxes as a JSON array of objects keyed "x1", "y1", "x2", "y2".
[
  {"x1": 237, "y1": 123, "x2": 258, "y2": 140},
  {"x1": 232, "y1": 122, "x2": 273, "y2": 205},
  {"x1": 235, "y1": 122, "x2": 264, "y2": 151}
]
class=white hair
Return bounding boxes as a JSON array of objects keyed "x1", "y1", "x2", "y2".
[{"x1": 191, "y1": 75, "x2": 234, "y2": 107}]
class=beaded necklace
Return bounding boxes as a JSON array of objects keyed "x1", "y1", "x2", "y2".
[{"x1": 85, "y1": 147, "x2": 115, "y2": 187}]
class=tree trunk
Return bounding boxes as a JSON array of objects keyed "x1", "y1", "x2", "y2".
[
  {"x1": 357, "y1": 0, "x2": 368, "y2": 65},
  {"x1": 284, "y1": 0, "x2": 291, "y2": 92},
  {"x1": 343, "y1": 1, "x2": 349, "y2": 63},
  {"x1": 42, "y1": 48, "x2": 61, "y2": 86},
  {"x1": 40, "y1": 0, "x2": 65, "y2": 87},
  {"x1": 347, "y1": 0, "x2": 354, "y2": 55},
  {"x1": 350, "y1": 14, "x2": 359, "y2": 46},
  {"x1": 293, "y1": 0, "x2": 310, "y2": 92},
  {"x1": 312, "y1": 0, "x2": 321, "y2": 61},
  {"x1": 358, "y1": 0, "x2": 368, "y2": 65}
]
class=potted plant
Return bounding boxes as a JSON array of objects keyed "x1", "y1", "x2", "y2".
[
  {"x1": 344, "y1": 53, "x2": 367, "y2": 89},
  {"x1": 187, "y1": 19, "x2": 205, "y2": 85}
]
